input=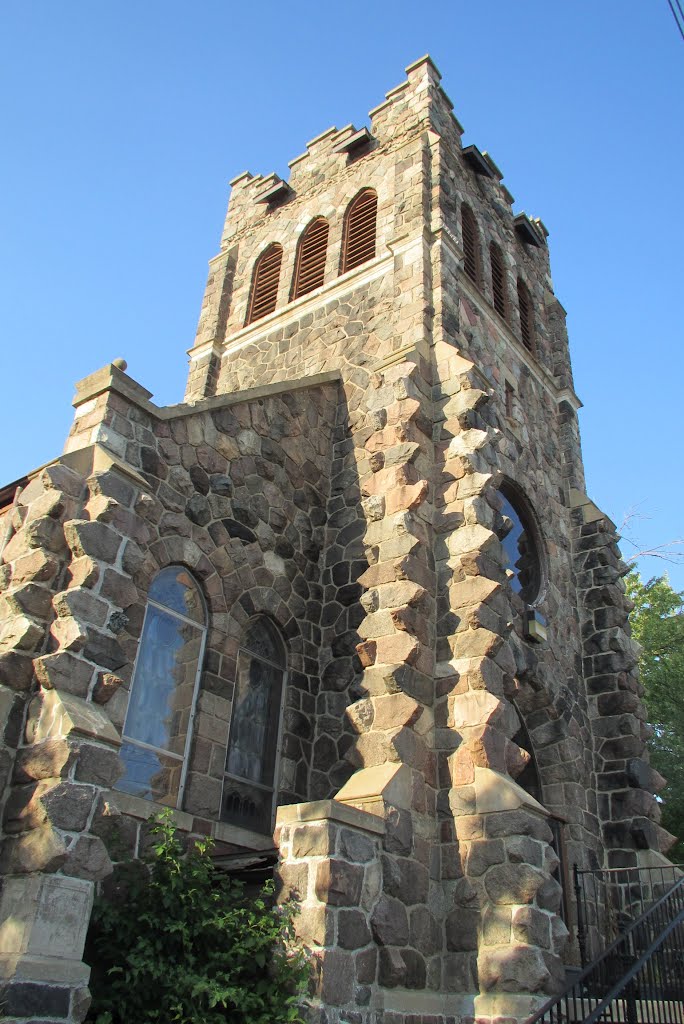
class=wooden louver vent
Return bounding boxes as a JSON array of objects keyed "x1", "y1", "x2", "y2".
[
  {"x1": 342, "y1": 189, "x2": 377, "y2": 273},
  {"x1": 461, "y1": 205, "x2": 479, "y2": 285},
  {"x1": 246, "y1": 243, "x2": 283, "y2": 324},
  {"x1": 292, "y1": 218, "x2": 329, "y2": 299},
  {"x1": 490, "y1": 243, "x2": 507, "y2": 320},
  {"x1": 517, "y1": 278, "x2": 534, "y2": 352}
]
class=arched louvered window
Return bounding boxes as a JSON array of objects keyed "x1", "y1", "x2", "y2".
[
  {"x1": 292, "y1": 217, "x2": 329, "y2": 299},
  {"x1": 490, "y1": 242, "x2": 508, "y2": 321},
  {"x1": 461, "y1": 205, "x2": 480, "y2": 286},
  {"x1": 115, "y1": 566, "x2": 207, "y2": 808},
  {"x1": 246, "y1": 243, "x2": 283, "y2": 324},
  {"x1": 222, "y1": 617, "x2": 287, "y2": 834},
  {"x1": 341, "y1": 188, "x2": 377, "y2": 273},
  {"x1": 517, "y1": 278, "x2": 535, "y2": 353}
]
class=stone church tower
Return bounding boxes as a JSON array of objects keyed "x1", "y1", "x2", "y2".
[{"x1": 0, "y1": 57, "x2": 672, "y2": 1024}]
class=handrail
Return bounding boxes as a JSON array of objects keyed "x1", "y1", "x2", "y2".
[
  {"x1": 574, "y1": 862, "x2": 684, "y2": 965},
  {"x1": 527, "y1": 874, "x2": 684, "y2": 1024},
  {"x1": 582, "y1": 907, "x2": 684, "y2": 1024}
]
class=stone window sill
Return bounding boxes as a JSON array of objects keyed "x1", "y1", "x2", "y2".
[{"x1": 108, "y1": 789, "x2": 275, "y2": 851}]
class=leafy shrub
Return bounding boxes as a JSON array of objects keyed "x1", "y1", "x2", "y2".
[{"x1": 86, "y1": 812, "x2": 309, "y2": 1024}]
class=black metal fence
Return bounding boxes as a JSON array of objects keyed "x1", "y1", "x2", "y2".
[
  {"x1": 528, "y1": 875, "x2": 684, "y2": 1024},
  {"x1": 574, "y1": 864, "x2": 684, "y2": 966}
]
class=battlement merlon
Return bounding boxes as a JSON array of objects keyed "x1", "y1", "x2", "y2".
[
  {"x1": 218, "y1": 57, "x2": 465, "y2": 245},
  {"x1": 216, "y1": 55, "x2": 548, "y2": 253}
]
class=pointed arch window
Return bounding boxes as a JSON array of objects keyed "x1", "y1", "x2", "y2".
[
  {"x1": 222, "y1": 617, "x2": 287, "y2": 834},
  {"x1": 246, "y1": 243, "x2": 283, "y2": 324},
  {"x1": 490, "y1": 242, "x2": 508, "y2": 321},
  {"x1": 461, "y1": 204, "x2": 480, "y2": 286},
  {"x1": 341, "y1": 188, "x2": 377, "y2": 273},
  {"x1": 292, "y1": 217, "x2": 329, "y2": 299},
  {"x1": 115, "y1": 566, "x2": 207, "y2": 807},
  {"x1": 517, "y1": 277, "x2": 535, "y2": 353},
  {"x1": 496, "y1": 483, "x2": 544, "y2": 605}
]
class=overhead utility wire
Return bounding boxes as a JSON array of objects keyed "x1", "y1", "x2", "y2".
[{"x1": 667, "y1": 0, "x2": 684, "y2": 41}]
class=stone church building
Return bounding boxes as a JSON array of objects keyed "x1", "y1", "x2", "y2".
[{"x1": 0, "y1": 56, "x2": 673, "y2": 1024}]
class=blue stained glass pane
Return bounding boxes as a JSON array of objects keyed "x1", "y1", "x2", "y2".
[
  {"x1": 225, "y1": 651, "x2": 282, "y2": 787},
  {"x1": 124, "y1": 605, "x2": 203, "y2": 754},
  {"x1": 499, "y1": 491, "x2": 541, "y2": 604},
  {"x1": 117, "y1": 740, "x2": 182, "y2": 806},
  {"x1": 500, "y1": 494, "x2": 525, "y2": 594},
  {"x1": 148, "y1": 566, "x2": 204, "y2": 622}
]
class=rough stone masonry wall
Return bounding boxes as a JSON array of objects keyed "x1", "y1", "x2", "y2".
[
  {"x1": 427, "y1": 79, "x2": 670, "y2": 979},
  {"x1": 437, "y1": 288, "x2": 604, "y2": 874},
  {"x1": 188, "y1": 67, "x2": 450, "y2": 1012},
  {"x1": 185, "y1": 54, "x2": 580, "y2": 1020},
  {"x1": 62, "y1": 369, "x2": 345, "y2": 827},
  {"x1": 188, "y1": 59, "x2": 460, "y2": 1021},
  {"x1": 421, "y1": 61, "x2": 676, "y2": 1006},
  {"x1": 274, "y1": 350, "x2": 443, "y2": 1024},
  {"x1": 429, "y1": 335, "x2": 568, "y2": 1009},
  {"x1": 430, "y1": 102, "x2": 646, "y2": 882},
  {"x1": 275, "y1": 801, "x2": 388, "y2": 1021},
  {"x1": 0, "y1": 366, "x2": 347, "y2": 1023},
  {"x1": 573, "y1": 505, "x2": 672, "y2": 866},
  {"x1": 421, "y1": 98, "x2": 588, "y2": 1006},
  {"x1": 0, "y1": 457, "x2": 121, "y2": 1023}
]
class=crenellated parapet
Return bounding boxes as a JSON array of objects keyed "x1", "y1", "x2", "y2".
[{"x1": 187, "y1": 55, "x2": 557, "y2": 414}]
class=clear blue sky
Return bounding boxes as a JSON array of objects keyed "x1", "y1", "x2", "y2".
[{"x1": 1, "y1": 1, "x2": 682, "y2": 589}]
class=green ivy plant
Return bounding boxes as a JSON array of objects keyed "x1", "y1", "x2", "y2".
[{"x1": 86, "y1": 811, "x2": 309, "y2": 1024}]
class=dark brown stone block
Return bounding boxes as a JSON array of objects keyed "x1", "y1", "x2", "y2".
[
  {"x1": 355, "y1": 946, "x2": 377, "y2": 984},
  {"x1": 0, "y1": 651, "x2": 37, "y2": 692},
  {"x1": 446, "y1": 908, "x2": 479, "y2": 952},
  {"x1": 338, "y1": 908, "x2": 372, "y2": 949},
  {"x1": 315, "y1": 859, "x2": 364, "y2": 906},
  {"x1": 409, "y1": 906, "x2": 441, "y2": 955},
  {"x1": 382, "y1": 855, "x2": 429, "y2": 905},
  {"x1": 74, "y1": 743, "x2": 124, "y2": 787},
  {"x1": 317, "y1": 949, "x2": 355, "y2": 1006},
  {"x1": 371, "y1": 895, "x2": 410, "y2": 946}
]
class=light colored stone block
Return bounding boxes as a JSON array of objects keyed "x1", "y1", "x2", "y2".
[
  {"x1": 336, "y1": 762, "x2": 412, "y2": 812},
  {"x1": 0, "y1": 874, "x2": 93, "y2": 962},
  {"x1": 27, "y1": 689, "x2": 120, "y2": 745},
  {"x1": 473, "y1": 767, "x2": 549, "y2": 815}
]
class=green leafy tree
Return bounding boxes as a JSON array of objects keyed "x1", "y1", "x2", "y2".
[
  {"x1": 626, "y1": 570, "x2": 684, "y2": 860},
  {"x1": 86, "y1": 812, "x2": 309, "y2": 1024}
]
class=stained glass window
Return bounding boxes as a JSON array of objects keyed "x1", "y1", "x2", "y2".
[
  {"x1": 222, "y1": 618, "x2": 286, "y2": 834},
  {"x1": 115, "y1": 567, "x2": 206, "y2": 807},
  {"x1": 497, "y1": 485, "x2": 543, "y2": 605}
]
